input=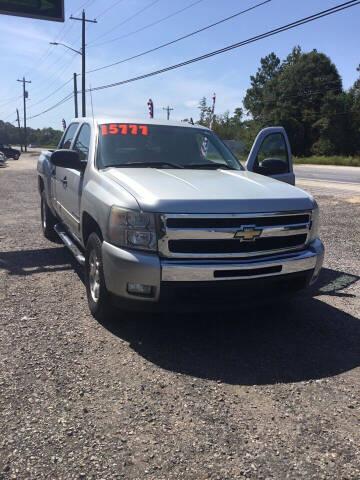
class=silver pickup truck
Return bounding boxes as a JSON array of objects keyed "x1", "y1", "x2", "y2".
[{"x1": 37, "y1": 118, "x2": 324, "y2": 319}]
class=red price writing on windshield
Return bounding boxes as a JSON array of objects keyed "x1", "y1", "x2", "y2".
[{"x1": 101, "y1": 124, "x2": 149, "y2": 136}]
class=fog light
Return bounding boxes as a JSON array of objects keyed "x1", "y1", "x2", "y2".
[{"x1": 127, "y1": 283, "x2": 153, "y2": 296}]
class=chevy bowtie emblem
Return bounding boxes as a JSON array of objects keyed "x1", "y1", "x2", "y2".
[{"x1": 234, "y1": 226, "x2": 262, "y2": 242}]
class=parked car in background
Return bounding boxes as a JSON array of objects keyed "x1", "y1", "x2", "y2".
[
  {"x1": 0, "y1": 151, "x2": 6, "y2": 167},
  {"x1": 37, "y1": 118, "x2": 324, "y2": 320},
  {"x1": 0, "y1": 143, "x2": 20, "y2": 160}
]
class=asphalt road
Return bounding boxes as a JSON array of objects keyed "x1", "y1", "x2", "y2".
[
  {"x1": 0, "y1": 155, "x2": 359, "y2": 480},
  {"x1": 294, "y1": 164, "x2": 360, "y2": 183}
]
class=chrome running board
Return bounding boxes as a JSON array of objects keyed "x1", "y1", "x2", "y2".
[{"x1": 54, "y1": 224, "x2": 85, "y2": 266}]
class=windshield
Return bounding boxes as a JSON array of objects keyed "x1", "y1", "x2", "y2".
[{"x1": 97, "y1": 123, "x2": 242, "y2": 170}]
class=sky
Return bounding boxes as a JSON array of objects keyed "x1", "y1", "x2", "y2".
[{"x1": 0, "y1": 0, "x2": 359, "y2": 130}]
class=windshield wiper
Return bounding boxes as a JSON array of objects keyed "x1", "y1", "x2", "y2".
[
  {"x1": 106, "y1": 161, "x2": 183, "y2": 169},
  {"x1": 186, "y1": 162, "x2": 237, "y2": 170}
]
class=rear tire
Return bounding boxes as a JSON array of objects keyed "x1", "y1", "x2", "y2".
[
  {"x1": 85, "y1": 233, "x2": 117, "y2": 321},
  {"x1": 41, "y1": 191, "x2": 57, "y2": 241},
  {"x1": 14, "y1": 153, "x2": 20, "y2": 160}
]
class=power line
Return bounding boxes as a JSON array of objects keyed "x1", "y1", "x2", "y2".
[
  {"x1": 259, "y1": 109, "x2": 358, "y2": 128},
  {"x1": 65, "y1": 1, "x2": 101, "y2": 47},
  {"x1": 76, "y1": 0, "x2": 96, "y2": 12},
  {"x1": 89, "y1": 0, "x2": 206, "y2": 48},
  {"x1": 88, "y1": 0, "x2": 360, "y2": 93},
  {"x1": 1, "y1": 111, "x2": 18, "y2": 122},
  {"x1": 20, "y1": 1, "x2": 359, "y2": 122},
  {"x1": 0, "y1": 96, "x2": 22, "y2": 110},
  {"x1": 88, "y1": 0, "x2": 161, "y2": 46},
  {"x1": 23, "y1": 81, "x2": 345, "y2": 122},
  {"x1": 29, "y1": 52, "x2": 77, "y2": 96},
  {"x1": 28, "y1": 77, "x2": 73, "y2": 110},
  {"x1": 27, "y1": 93, "x2": 74, "y2": 120},
  {"x1": 58, "y1": 1, "x2": 95, "y2": 42},
  {"x1": 16, "y1": 4, "x2": 97, "y2": 118},
  {"x1": 95, "y1": 0, "x2": 125, "y2": 19},
  {"x1": 23, "y1": 1, "x2": 94, "y2": 79},
  {"x1": 265, "y1": 85, "x2": 343, "y2": 101},
  {"x1": 87, "y1": 0, "x2": 271, "y2": 74}
]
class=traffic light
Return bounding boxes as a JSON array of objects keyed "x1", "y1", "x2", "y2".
[{"x1": 62, "y1": 119, "x2": 66, "y2": 131}]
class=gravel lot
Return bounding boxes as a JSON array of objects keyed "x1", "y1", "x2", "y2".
[{"x1": 0, "y1": 155, "x2": 359, "y2": 480}]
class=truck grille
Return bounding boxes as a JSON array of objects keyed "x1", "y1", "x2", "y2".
[
  {"x1": 158, "y1": 212, "x2": 311, "y2": 259},
  {"x1": 168, "y1": 235, "x2": 307, "y2": 254},
  {"x1": 166, "y1": 214, "x2": 310, "y2": 229}
]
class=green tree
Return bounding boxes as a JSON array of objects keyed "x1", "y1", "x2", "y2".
[
  {"x1": 244, "y1": 48, "x2": 343, "y2": 155},
  {"x1": 198, "y1": 97, "x2": 212, "y2": 126},
  {"x1": 0, "y1": 119, "x2": 62, "y2": 147},
  {"x1": 346, "y1": 73, "x2": 360, "y2": 155},
  {"x1": 243, "y1": 52, "x2": 281, "y2": 120}
]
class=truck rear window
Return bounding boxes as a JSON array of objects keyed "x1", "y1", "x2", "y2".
[{"x1": 97, "y1": 123, "x2": 242, "y2": 170}]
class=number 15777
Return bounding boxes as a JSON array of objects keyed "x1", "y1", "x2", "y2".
[{"x1": 101, "y1": 124, "x2": 149, "y2": 136}]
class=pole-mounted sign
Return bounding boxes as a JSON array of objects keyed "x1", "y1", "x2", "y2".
[
  {"x1": 0, "y1": 0, "x2": 64, "y2": 22},
  {"x1": 147, "y1": 99, "x2": 154, "y2": 119}
]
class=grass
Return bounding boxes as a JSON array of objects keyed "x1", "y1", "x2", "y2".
[{"x1": 293, "y1": 156, "x2": 360, "y2": 167}]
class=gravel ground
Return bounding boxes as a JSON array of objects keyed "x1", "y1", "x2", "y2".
[{"x1": 0, "y1": 155, "x2": 359, "y2": 480}]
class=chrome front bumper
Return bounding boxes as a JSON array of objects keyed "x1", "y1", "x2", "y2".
[
  {"x1": 162, "y1": 239, "x2": 324, "y2": 282},
  {"x1": 102, "y1": 239, "x2": 324, "y2": 307}
]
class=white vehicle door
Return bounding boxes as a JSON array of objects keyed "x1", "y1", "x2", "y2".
[
  {"x1": 245, "y1": 127, "x2": 295, "y2": 185},
  {"x1": 58, "y1": 123, "x2": 91, "y2": 237}
]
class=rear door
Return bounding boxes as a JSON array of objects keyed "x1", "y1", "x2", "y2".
[
  {"x1": 245, "y1": 127, "x2": 295, "y2": 185},
  {"x1": 58, "y1": 123, "x2": 91, "y2": 236}
]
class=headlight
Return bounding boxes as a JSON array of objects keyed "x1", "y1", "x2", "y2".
[
  {"x1": 108, "y1": 207, "x2": 157, "y2": 251},
  {"x1": 309, "y1": 201, "x2": 320, "y2": 242}
]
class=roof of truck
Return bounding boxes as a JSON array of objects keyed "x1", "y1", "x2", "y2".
[{"x1": 71, "y1": 117, "x2": 210, "y2": 130}]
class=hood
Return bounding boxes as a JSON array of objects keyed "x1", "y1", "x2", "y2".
[{"x1": 103, "y1": 168, "x2": 314, "y2": 213}]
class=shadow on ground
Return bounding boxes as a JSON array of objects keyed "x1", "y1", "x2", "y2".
[
  {"x1": 1, "y1": 243, "x2": 359, "y2": 386},
  {"x1": 101, "y1": 267, "x2": 359, "y2": 386},
  {"x1": 0, "y1": 246, "x2": 73, "y2": 275}
]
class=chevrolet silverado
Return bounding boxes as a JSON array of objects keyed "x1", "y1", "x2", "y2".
[{"x1": 37, "y1": 118, "x2": 324, "y2": 319}]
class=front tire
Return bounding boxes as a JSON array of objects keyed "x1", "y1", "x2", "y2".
[
  {"x1": 41, "y1": 191, "x2": 57, "y2": 241},
  {"x1": 14, "y1": 153, "x2": 20, "y2": 160},
  {"x1": 85, "y1": 233, "x2": 116, "y2": 321}
]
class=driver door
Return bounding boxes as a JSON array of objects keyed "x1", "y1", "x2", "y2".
[
  {"x1": 245, "y1": 127, "x2": 295, "y2": 185},
  {"x1": 54, "y1": 122, "x2": 79, "y2": 223}
]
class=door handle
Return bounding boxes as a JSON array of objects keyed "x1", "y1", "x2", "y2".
[{"x1": 61, "y1": 176, "x2": 67, "y2": 188}]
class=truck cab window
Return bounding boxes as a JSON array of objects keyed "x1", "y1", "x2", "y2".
[
  {"x1": 59, "y1": 123, "x2": 79, "y2": 150},
  {"x1": 73, "y1": 124, "x2": 91, "y2": 162},
  {"x1": 255, "y1": 133, "x2": 289, "y2": 172}
]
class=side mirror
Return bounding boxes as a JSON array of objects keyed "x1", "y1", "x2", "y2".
[
  {"x1": 50, "y1": 149, "x2": 84, "y2": 171},
  {"x1": 261, "y1": 158, "x2": 289, "y2": 175}
]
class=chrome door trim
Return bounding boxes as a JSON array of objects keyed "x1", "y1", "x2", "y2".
[{"x1": 56, "y1": 200, "x2": 80, "y2": 225}]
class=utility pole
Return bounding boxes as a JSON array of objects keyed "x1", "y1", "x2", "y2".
[
  {"x1": 17, "y1": 77, "x2": 31, "y2": 152},
  {"x1": 73, "y1": 73, "x2": 79, "y2": 118},
  {"x1": 163, "y1": 106, "x2": 174, "y2": 120},
  {"x1": 16, "y1": 108, "x2": 23, "y2": 152},
  {"x1": 70, "y1": 10, "x2": 97, "y2": 117}
]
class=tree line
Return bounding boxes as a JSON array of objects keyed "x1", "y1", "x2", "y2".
[
  {"x1": 0, "y1": 121, "x2": 62, "y2": 148},
  {"x1": 1, "y1": 46, "x2": 359, "y2": 156},
  {"x1": 194, "y1": 46, "x2": 360, "y2": 157}
]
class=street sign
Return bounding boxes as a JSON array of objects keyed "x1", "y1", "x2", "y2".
[{"x1": 0, "y1": 0, "x2": 64, "y2": 22}]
